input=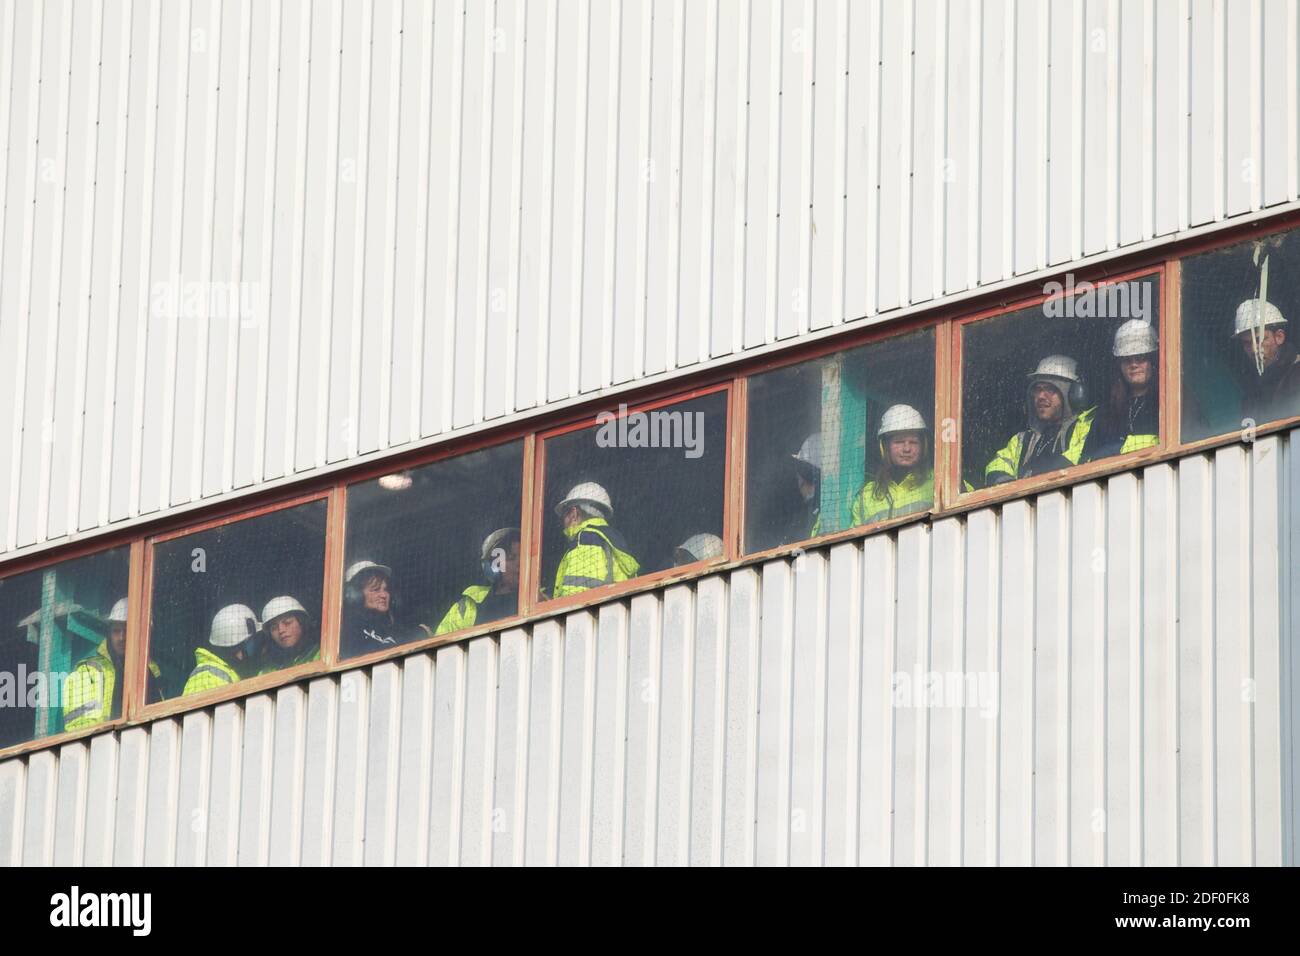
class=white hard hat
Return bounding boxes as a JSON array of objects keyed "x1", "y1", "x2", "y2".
[
  {"x1": 792, "y1": 432, "x2": 823, "y2": 469},
  {"x1": 1113, "y1": 320, "x2": 1158, "y2": 357},
  {"x1": 105, "y1": 597, "x2": 129, "y2": 625},
  {"x1": 480, "y1": 527, "x2": 520, "y2": 562},
  {"x1": 345, "y1": 560, "x2": 392, "y2": 585},
  {"x1": 261, "y1": 595, "x2": 308, "y2": 627},
  {"x1": 674, "y1": 533, "x2": 724, "y2": 564},
  {"x1": 209, "y1": 604, "x2": 260, "y2": 648},
  {"x1": 1028, "y1": 354, "x2": 1081, "y2": 385},
  {"x1": 553, "y1": 481, "x2": 613, "y2": 517},
  {"x1": 877, "y1": 404, "x2": 928, "y2": 437},
  {"x1": 1233, "y1": 299, "x2": 1286, "y2": 337}
]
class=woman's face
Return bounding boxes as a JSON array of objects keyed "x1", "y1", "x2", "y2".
[
  {"x1": 362, "y1": 574, "x2": 391, "y2": 613},
  {"x1": 886, "y1": 432, "x2": 923, "y2": 469},
  {"x1": 269, "y1": 613, "x2": 304, "y2": 650},
  {"x1": 1120, "y1": 354, "x2": 1153, "y2": 389}
]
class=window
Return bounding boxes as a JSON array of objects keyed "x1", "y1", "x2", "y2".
[
  {"x1": 539, "y1": 390, "x2": 729, "y2": 601},
  {"x1": 340, "y1": 440, "x2": 525, "y2": 660},
  {"x1": 960, "y1": 274, "x2": 1161, "y2": 491},
  {"x1": 1181, "y1": 227, "x2": 1300, "y2": 443},
  {"x1": 744, "y1": 328, "x2": 936, "y2": 553},
  {"x1": 0, "y1": 547, "x2": 130, "y2": 748},
  {"x1": 146, "y1": 499, "x2": 328, "y2": 702}
]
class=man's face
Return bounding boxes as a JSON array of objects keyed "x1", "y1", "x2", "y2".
[
  {"x1": 362, "y1": 574, "x2": 391, "y2": 613},
  {"x1": 109, "y1": 624, "x2": 126, "y2": 657},
  {"x1": 1120, "y1": 355, "x2": 1153, "y2": 389},
  {"x1": 796, "y1": 474, "x2": 816, "y2": 501},
  {"x1": 269, "y1": 613, "x2": 304, "y2": 650},
  {"x1": 562, "y1": 505, "x2": 582, "y2": 530},
  {"x1": 886, "y1": 433, "x2": 922, "y2": 469},
  {"x1": 1239, "y1": 327, "x2": 1286, "y2": 367},
  {"x1": 1031, "y1": 382, "x2": 1064, "y2": 423}
]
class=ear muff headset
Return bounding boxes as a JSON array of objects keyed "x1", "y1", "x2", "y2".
[
  {"x1": 345, "y1": 571, "x2": 394, "y2": 610},
  {"x1": 1030, "y1": 377, "x2": 1086, "y2": 413}
]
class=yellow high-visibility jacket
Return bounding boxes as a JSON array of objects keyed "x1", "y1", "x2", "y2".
[
  {"x1": 851, "y1": 472, "x2": 935, "y2": 526},
  {"x1": 553, "y1": 517, "x2": 640, "y2": 599},
  {"x1": 63, "y1": 641, "x2": 161, "y2": 731},
  {"x1": 183, "y1": 646, "x2": 241, "y2": 697},
  {"x1": 1119, "y1": 433, "x2": 1158, "y2": 454},
  {"x1": 256, "y1": 645, "x2": 320, "y2": 677},
  {"x1": 985, "y1": 408, "x2": 1096, "y2": 484},
  {"x1": 435, "y1": 584, "x2": 493, "y2": 635}
]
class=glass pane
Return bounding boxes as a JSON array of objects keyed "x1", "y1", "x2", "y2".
[
  {"x1": 961, "y1": 275, "x2": 1161, "y2": 489},
  {"x1": 541, "y1": 391, "x2": 728, "y2": 599},
  {"x1": 744, "y1": 328, "x2": 936, "y2": 553},
  {"x1": 341, "y1": 440, "x2": 525, "y2": 659},
  {"x1": 148, "y1": 500, "x2": 327, "y2": 701},
  {"x1": 0, "y1": 547, "x2": 129, "y2": 747},
  {"x1": 1181, "y1": 228, "x2": 1300, "y2": 442}
]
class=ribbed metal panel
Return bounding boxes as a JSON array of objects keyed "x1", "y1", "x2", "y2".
[
  {"x1": 2, "y1": 0, "x2": 1299, "y2": 555},
  {"x1": 1, "y1": 433, "x2": 1292, "y2": 866}
]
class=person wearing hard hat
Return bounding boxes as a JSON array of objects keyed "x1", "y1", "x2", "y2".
[
  {"x1": 62, "y1": 597, "x2": 162, "y2": 731},
  {"x1": 1082, "y1": 320, "x2": 1160, "y2": 461},
  {"x1": 673, "y1": 532, "x2": 723, "y2": 567},
  {"x1": 1231, "y1": 298, "x2": 1300, "y2": 422},
  {"x1": 552, "y1": 481, "x2": 640, "y2": 598},
  {"x1": 985, "y1": 354, "x2": 1097, "y2": 485},
  {"x1": 182, "y1": 604, "x2": 260, "y2": 696},
  {"x1": 434, "y1": 527, "x2": 522, "y2": 636},
  {"x1": 340, "y1": 560, "x2": 414, "y2": 658},
  {"x1": 257, "y1": 595, "x2": 320, "y2": 675},
  {"x1": 789, "y1": 432, "x2": 824, "y2": 539},
  {"x1": 851, "y1": 404, "x2": 938, "y2": 525}
]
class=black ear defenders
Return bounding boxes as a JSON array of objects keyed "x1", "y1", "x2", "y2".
[{"x1": 481, "y1": 557, "x2": 499, "y2": 581}]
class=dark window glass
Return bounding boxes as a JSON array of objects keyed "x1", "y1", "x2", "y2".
[
  {"x1": 744, "y1": 328, "x2": 936, "y2": 553},
  {"x1": 0, "y1": 548, "x2": 129, "y2": 748},
  {"x1": 961, "y1": 275, "x2": 1161, "y2": 490},
  {"x1": 341, "y1": 440, "x2": 524, "y2": 659},
  {"x1": 148, "y1": 500, "x2": 327, "y2": 701},
  {"x1": 1181, "y1": 228, "x2": 1300, "y2": 442},
  {"x1": 541, "y1": 391, "x2": 728, "y2": 600}
]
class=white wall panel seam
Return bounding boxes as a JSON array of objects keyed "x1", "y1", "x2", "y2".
[
  {"x1": 32, "y1": 0, "x2": 74, "y2": 544},
  {"x1": 0, "y1": 0, "x2": 14, "y2": 546},
  {"x1": 63, "y1": 2, "x2": 106, "y2": 538},
  {"x1": 187, "y1": 0, "x2": 223, "y2": 504},
  {"x1": 377, "y1": 0, "x2": 403, "y2": 445},
  {"x1": 344, "y1": 0, "x2": 374, "y2": 463},
  {"x1": 154, "y1": 0, "x2": 190, "y2": 513}
]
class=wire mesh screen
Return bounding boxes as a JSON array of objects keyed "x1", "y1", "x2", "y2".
[
  {"x1": 744, "y1": 328, "x2": 936, "y2": 553},
  {"x1": 148, "y1": 500, "x2": 327, "y2": 700},
  {"x1": 342, "y1": 440, "x2": 524, "y2": 659},
  {"x1": 1181, "y1": 227, "x2": 1300, "y2": 442},
  {"x1": 961, "y1": 275, "x2": 1161, "y2": 490},
  {"x1": 0, "y1": 547, "x2": 129, "y2": 747},
  {"x1": 540, "y1": 391, "x2": 728, "y2": 600}
]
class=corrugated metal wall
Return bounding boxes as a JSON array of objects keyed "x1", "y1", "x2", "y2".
[
  {"x1": 2, "y1": 0, "x2": 1300, "y2": 556},
  {"x1": 1, "y1": 432, "x2": 1292, "y2": 866}
]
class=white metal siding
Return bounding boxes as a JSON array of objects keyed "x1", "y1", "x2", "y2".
[
  {"x1": 1, "y1": 433, "x2": 1293, "y2": 866},
  {"x1": 2, "y1": 0, "x2": 1300, "y2": 556}
]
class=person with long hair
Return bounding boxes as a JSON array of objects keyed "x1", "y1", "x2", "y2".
[
  {"x1": 851, "y1": 405, "x2": 935, "y2": 526},
  {"x1": 1082, "y1": 320, "x2": 1159, "y2": 462}
]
